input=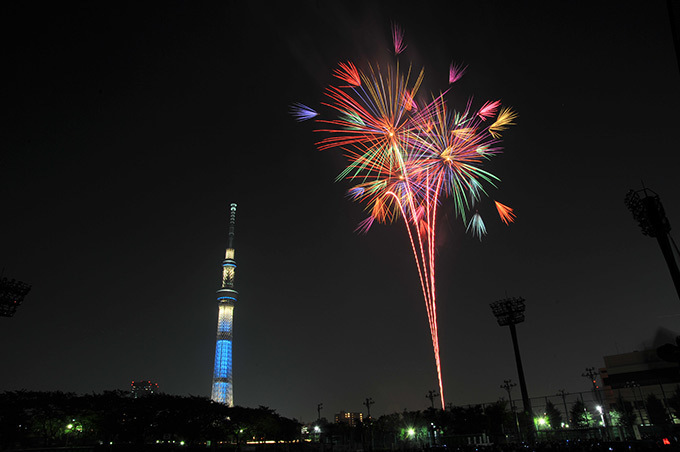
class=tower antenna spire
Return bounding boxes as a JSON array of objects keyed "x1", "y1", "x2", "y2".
[{"x1": 228, "y1": 203, "x2": 237, "y2": 249}]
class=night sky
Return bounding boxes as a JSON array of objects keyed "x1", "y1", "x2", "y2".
[{"x1": 2, "y1": 2, "x2": 680, "y2": 423}]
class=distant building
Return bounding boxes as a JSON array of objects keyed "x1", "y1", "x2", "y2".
[
  {"x1": 131, "y1": 380, "x2": 159, "y2": 398},
  {"x1": 334, "y1": 411, "x2": 363, "y2": 426},
  {"x1": 600, "y1": 348, "x2": 680, "y2": 424}
]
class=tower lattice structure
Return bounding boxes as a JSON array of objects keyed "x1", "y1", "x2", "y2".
[{"x1": 211, "y1": 203, "x2": 238, "y2": 406}]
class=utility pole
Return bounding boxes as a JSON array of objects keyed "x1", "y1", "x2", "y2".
[
  {"x1": 501, "y1": 379, "x2": 517, "y2": 406},
  {"x1": 557, "y1": 389, "x2": 570, "y2": 424},
  {"x1": 490, "y1": 296, "x2": 534, "y2": 443},
  {"x1": 583, "y1": 367, "x2": 609, "y2": 436},
  {"x1": 501, "y1": 379, "x2": 521, "y2": 440},
  {"x1": 425, "y1": 391, "x2": 438, "y2": 447},
  {"x1": 583, "y1": 368, "x2": 605, "y2": 413},
  {"x1": 363, "y1": 397, "x2": 374, "y2": 419},
  {"x1": 364, "y1": 397, "x2": 375, "y2": 451},
  {"x1": 426, "y1": 390, "x2": 438, "y2": 409},
  {"x1": 582, "y1": 367, "x2": 601, "y2": 398},
  {"x1": 317, "y1": 403, "x2": 323, "y2": 421}
]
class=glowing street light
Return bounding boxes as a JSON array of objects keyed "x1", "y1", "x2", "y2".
[{"x1": 534, "y1": 416, "x2": 548, "y2": 430}]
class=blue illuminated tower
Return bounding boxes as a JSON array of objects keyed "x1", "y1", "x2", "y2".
[{"x1": 211, "y1": 203, "x2": 238, "y2": 405}]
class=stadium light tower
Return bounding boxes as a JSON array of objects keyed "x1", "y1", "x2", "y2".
[
  {"x1": 211, "y1": 203, "x2": 238, "y2": 406},
  {"x1": 490, "y1": 296, "x2": 534, "y2": 442},
  {"x1": 0, "y1": 277, "x2": 31, "y2": 318},
  {"x1": 625, "y1": 187, "x2": 680, "y2": 301}
]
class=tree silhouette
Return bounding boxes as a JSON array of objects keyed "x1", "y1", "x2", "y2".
[
  {"x1": 544, "y1": 400, "x2": 562, "y2": 428},
  {"x1": 569, "y1": 399, "x2": 593, "y2": 428}
]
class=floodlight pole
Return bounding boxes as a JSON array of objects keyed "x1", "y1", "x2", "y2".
[
  {"x1": 490, "y1": 296, "x2": 534, "y2": 443},
  {"x1": 625, "y1": 187, "x2": 680, "y2": 301},
  {"x1": 508, "y1": 321, "x2": 531, "y2": 422}
]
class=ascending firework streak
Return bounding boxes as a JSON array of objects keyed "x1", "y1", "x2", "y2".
[{"x1": 292, "y1": 24, "x2": 517, "y2": 409}]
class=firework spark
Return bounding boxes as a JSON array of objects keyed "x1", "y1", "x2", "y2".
[
  {"x1": 289, "y1": 103, "x2": 318, "y2": 122},
  {"x1": 495, "y1": 200, "x2": 516, "y2": 225},
  {"x1": 466, "y1": 212, "x2": 487, "y2": 240},
  {"x1": 489, "y1": 107, "x2": 518, "y2": 138},
  {"x1": 392, "y1": 22, "x2": 407, "y2": 55},
  {"x1": 478, "y1": 100, "x2": 501, "y2": 121},
  {"x1": 448, "y1": 62, "x2": 467, "y2": 84},
  {"x1": 333, "y1": 61, "x2": 361, "y2": 87}
]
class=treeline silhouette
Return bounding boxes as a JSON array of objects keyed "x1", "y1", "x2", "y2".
[
  {"x1": 3, "y1": 391, "x2": 680, "y2": 452},
  {"x1": 0, "y1": 390, "x2": 299, "y2": 450}
]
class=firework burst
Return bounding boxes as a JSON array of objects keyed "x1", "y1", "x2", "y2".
[{"x1": 292, "y1": 23, "x2": 517, "y2": 409}]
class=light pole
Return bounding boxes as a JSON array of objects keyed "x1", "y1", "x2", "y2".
[
  {"x1": 490, "y1": 296, "x2": 534, "y2": 442},
  {"x1": 625, "y1": 187, "x2": 680, "y2": 301}
]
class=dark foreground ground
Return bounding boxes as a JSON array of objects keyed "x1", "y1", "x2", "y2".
[{"x1": 6, "y1": 440, "x2": 680, "y2": 452}]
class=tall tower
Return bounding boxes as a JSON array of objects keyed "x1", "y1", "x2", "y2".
[{"x1": 211, "y1": 203, "x2": 238, "y2": 406}]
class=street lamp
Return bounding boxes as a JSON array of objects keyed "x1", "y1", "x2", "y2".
[
  {"x1": 596, "y1": 406, "x2": 605, "y2": 427},
  {"x1": 490, "y1": 296, "x2": 534, "y2": 442}
]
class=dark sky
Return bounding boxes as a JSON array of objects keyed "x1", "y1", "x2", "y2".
[{"x1": 2, "y1": 1, "x2": 680, "y2": 423}]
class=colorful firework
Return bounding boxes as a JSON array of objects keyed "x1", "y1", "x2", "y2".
[{"x1": 292, "y1": 24, "x2": 517, "y2": 409}]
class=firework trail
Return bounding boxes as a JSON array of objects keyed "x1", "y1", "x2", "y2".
[{"x1": 292, "y1": 24, "x2": 517, "y2": 409}]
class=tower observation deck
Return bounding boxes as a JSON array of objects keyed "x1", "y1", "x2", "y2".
[{"x1": 211, "y1": 203, "x2": 238, "y2": 406}]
